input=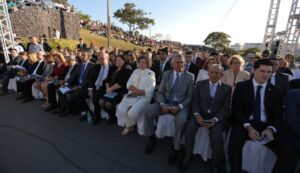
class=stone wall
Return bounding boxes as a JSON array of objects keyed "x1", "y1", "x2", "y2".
[{"x1": 10, "y1": 6, "x2": 80, "y2": 39}]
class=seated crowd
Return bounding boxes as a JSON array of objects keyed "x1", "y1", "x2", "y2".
[{"x1": 0, "y1": 36, "x2": 300, "y2": 173}]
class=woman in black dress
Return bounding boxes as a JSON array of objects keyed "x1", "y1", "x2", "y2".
[{"x1": 99, "y1": 55, "x2": 132, "y2": 125}]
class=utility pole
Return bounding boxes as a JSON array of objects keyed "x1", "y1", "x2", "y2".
[
  {"x1": 107, "y1": 0, "x2": 111, "y2": 48},
  {"x1": 149, "y1": 12, "x2": 152, "y2": 38}
]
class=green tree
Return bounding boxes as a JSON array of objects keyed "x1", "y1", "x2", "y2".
[
  {"x1": 114, "y1": 3, "x2": 154, "y2": 34},
  {"x1": 223, "y1": 47, "x2": 238, "y2": 55},
  {"x1": 204, "y1": 32, "x2": 231, "y2": 51},
  {"x1": 78, "y1": 11, "x2": 91, "y2": 21},
  {"x1": 242, "y1": 47, "x2": 261, "y2": 57},
  {"x1": 52, "y1": 0, "x2": 68, "y2": 5}
]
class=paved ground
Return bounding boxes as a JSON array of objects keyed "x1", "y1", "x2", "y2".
[{"x1": 0, "y1": 93, "x2": 212, "y2": 173}]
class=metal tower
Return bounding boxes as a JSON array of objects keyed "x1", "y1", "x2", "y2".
[
  {"x1": 262, "y1": 0, "x2": 281, "y2": 51},
  {"x1": 0, "y1": 0, "x2": 15, "y2": 63},
  {"x1": 278, "y1": 0, "x2": 300, "y2": 58}
]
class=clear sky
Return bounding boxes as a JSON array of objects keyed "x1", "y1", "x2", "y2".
[{"x1": 68, "y1": 0, "x2": 291, "y2": 45}]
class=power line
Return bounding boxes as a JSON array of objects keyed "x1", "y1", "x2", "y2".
[{"x1": 214, "y1": 0, "x2": 238, "y2": 29}]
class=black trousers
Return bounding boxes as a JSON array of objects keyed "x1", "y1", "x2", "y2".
[
  {"x1": 0, "y1": 69, "x2": 18, "y2": 91},
  {"x1": 273, "y1": 127, "x2": 300, "y2": 173},
  {"x1": 92, "y1": 89, "x2": 105, "y2": 118},
  {"x1": 228, "y1": 123, "x2": 277, "y2": 173},
  {"x1": 57, "y1": 89, "x2": 73, "y2": 111},
  {"x1": 47, "y1": 83, "x2": 59, "y2": 106},
  {"x1": 22, "y1": 79, "x2": 35, "y2": 98},
  {"x1": 68, "y1": 88, "x2": 89, "y2": 113}
]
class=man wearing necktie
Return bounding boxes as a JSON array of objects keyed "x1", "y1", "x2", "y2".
[
  {"x1": 229, "y1": 59, "x2": 283, "y2": 173},
  {"x1": 142, "y1": 55, "x2": 194, "y2": 164},
  {"x1": 60, "y1": 51, "x2": 94, "y2": 116},
  {"x1": 87, "y1": 53, "x2": 114, "y2": 124},
  {"x1": 180, "y1": 64, "x2": 231, "y2": 172}
]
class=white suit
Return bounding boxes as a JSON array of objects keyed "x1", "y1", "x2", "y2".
[{"x1": 117, "y1": 68, "x2": 156, "y2": 127}]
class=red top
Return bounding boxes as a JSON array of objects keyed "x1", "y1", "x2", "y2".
[{"x1": 51, "y1": 63, "x2": 68, "y2": 80}]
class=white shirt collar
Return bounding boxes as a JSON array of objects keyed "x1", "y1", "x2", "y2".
[
  {"x1": 252, "y1": 78, "x2": 267, "y2": 88},
  {"x1": 209, "y1": 80, "x2": 221, "y2": 86},
  {"x1": 173, "y1": 70, "x2": 182, "y2": 76}
]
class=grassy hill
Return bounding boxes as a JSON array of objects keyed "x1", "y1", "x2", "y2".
[{"x1": 44, "y1": 29, "x2": 146, "y2": 51}]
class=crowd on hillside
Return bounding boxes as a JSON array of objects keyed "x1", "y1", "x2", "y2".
[
  {"x1": 80, "y1": 20, "x2": 184, "y2": 49},
  {"x1": 0, "y1": 36, "x2": 300, "y2": 173},
  {"x1": 6, "y1": 0, "x2": 76, "y2": 13}
]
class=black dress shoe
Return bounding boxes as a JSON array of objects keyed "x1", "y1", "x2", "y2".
[
  {"x1": 168, "y1": 149, "x2": 179, "y2": 165},
  {"x1": 178, "y1": 157, "x2": 191, "y2": 171},
  {"x1": 79, "y1": 115, "x2": 87, "y2": 121},
  {"x1": 106, "y1": 117, "x2": 116, "y2": 125},
  {"x1": 15, "y1": 95, "x2": 26, "y2": 100},
  {"x1": 59, "y1": 110, "x2": 71, "y2": 117},
  {"x1": 44, "y1": 105, "x2": 57, "y2": 112},
  {"x1": 52, "y1": 109, "x2": 65, "y2": 115},
  {"x1": 0, "y1": 90, "x2": 7, "y2": 96},
  {"x1": 22, "y1": 97, "x2": 34, "y2": 103},
  {"x1": 145, "y1": 136, "x2": 156, "y2": 154}
]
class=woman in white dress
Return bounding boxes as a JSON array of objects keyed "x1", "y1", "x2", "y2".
[{"x1": 117, "y1": 56, "x2": 156, "y2": 135}]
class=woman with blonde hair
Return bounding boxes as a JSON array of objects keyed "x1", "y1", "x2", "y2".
[{"x1": 221, "y1": 55, "x2": 250, "y2": 92}]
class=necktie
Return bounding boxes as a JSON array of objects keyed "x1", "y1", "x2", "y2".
[
  {"x1": 65, "y1": 65, "x2": 73, "y2": 81},
  {"x1": 209, "y1": 84, "x2": 217, "y2": 98},
  {"x1": 78, "y1": 63, "x2": 86, "y2": 84},
  {"x1": 95, "y1": 66, "x2": 105, "y2": 90},
  {"x1": 253, "y1": 85, "x2": 262, "y2": 124},
  {"x1": 158, "y1": 62, "x2": 164, "y2": 82},
  {"x1": 20, "y1": 60, "x2": 25, "y2": 66},
  {"x1": 169, "y1": 73, "x2": 180, "y2": 104},
  {"x1": 33, "y1": 61, "x2": 42, "y2": 75},
  {"x1": 185, "y1": 64, "x2": 189, "y2": 71}
]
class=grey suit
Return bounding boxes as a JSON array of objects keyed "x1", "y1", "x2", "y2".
[
  {"x1": 143, "y1": 70, "x2": 194, "y2": 150},
  {"x1": 184, "y1": 79, "x2": 231, "y2": 170}
]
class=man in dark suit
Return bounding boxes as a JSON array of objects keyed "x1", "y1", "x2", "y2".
[
  {"x1": 0, "y1": 48, "x2": 20, "y2": 76},
  {"x1": 229, "y1": 59, "x2": 283, "y2": 173},
  {"x1": 89, "y1": 52, "x2": 115, "y2": 124},
  {"x1": 0, "y1": 52, "x2": 29, "y2": 95},
  {"x1": 57, "y1": 51, "x2": 94, "y2": 117},
  {"x1": 150, "y1": 47, "x2": 171, "y2": 86},
  {"x1": 45, "y1": 55, "x2": 79, "y2": 112},
  {"x1": 39, "y1": 37, "x2": 52, "y2": 53},
  {"x1": 180, "y1": 64, "x2": 231, "y2": 172},
  {"x1": 273, "y1": 89, "x2": 300, "y2": 173},
  {"x1": 290, "y1": 79, "x2": 300, "y2": 89},
  {"x1": 143, "y1": 54, "x2": 194, "y2": 164},
  {"x1": 184, "y1": 51, "x2": 199, "y2": 79},
  {"x1": 269, "y1": 58, "x2": 289, "y2": 96},
  {"x1": 77, "y1": 38, "x2": 87, "y2": 51}
]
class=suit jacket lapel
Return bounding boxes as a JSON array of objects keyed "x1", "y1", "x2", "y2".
[
  {"x1": 176, "y1": 72, "x2": 185, "y2": 92},
  {"x1": 168, "y1": 71, "x2": 174, "y2": 91},
  {"x1": 264, "y1": 83, "x2": 272, "y2": 115},
  {"x1": 214, "y1": 83, "x2": 222, "y2": 100},
  {"x1": 249, "y1": 80, "x2": 255, "y2": 109}
]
